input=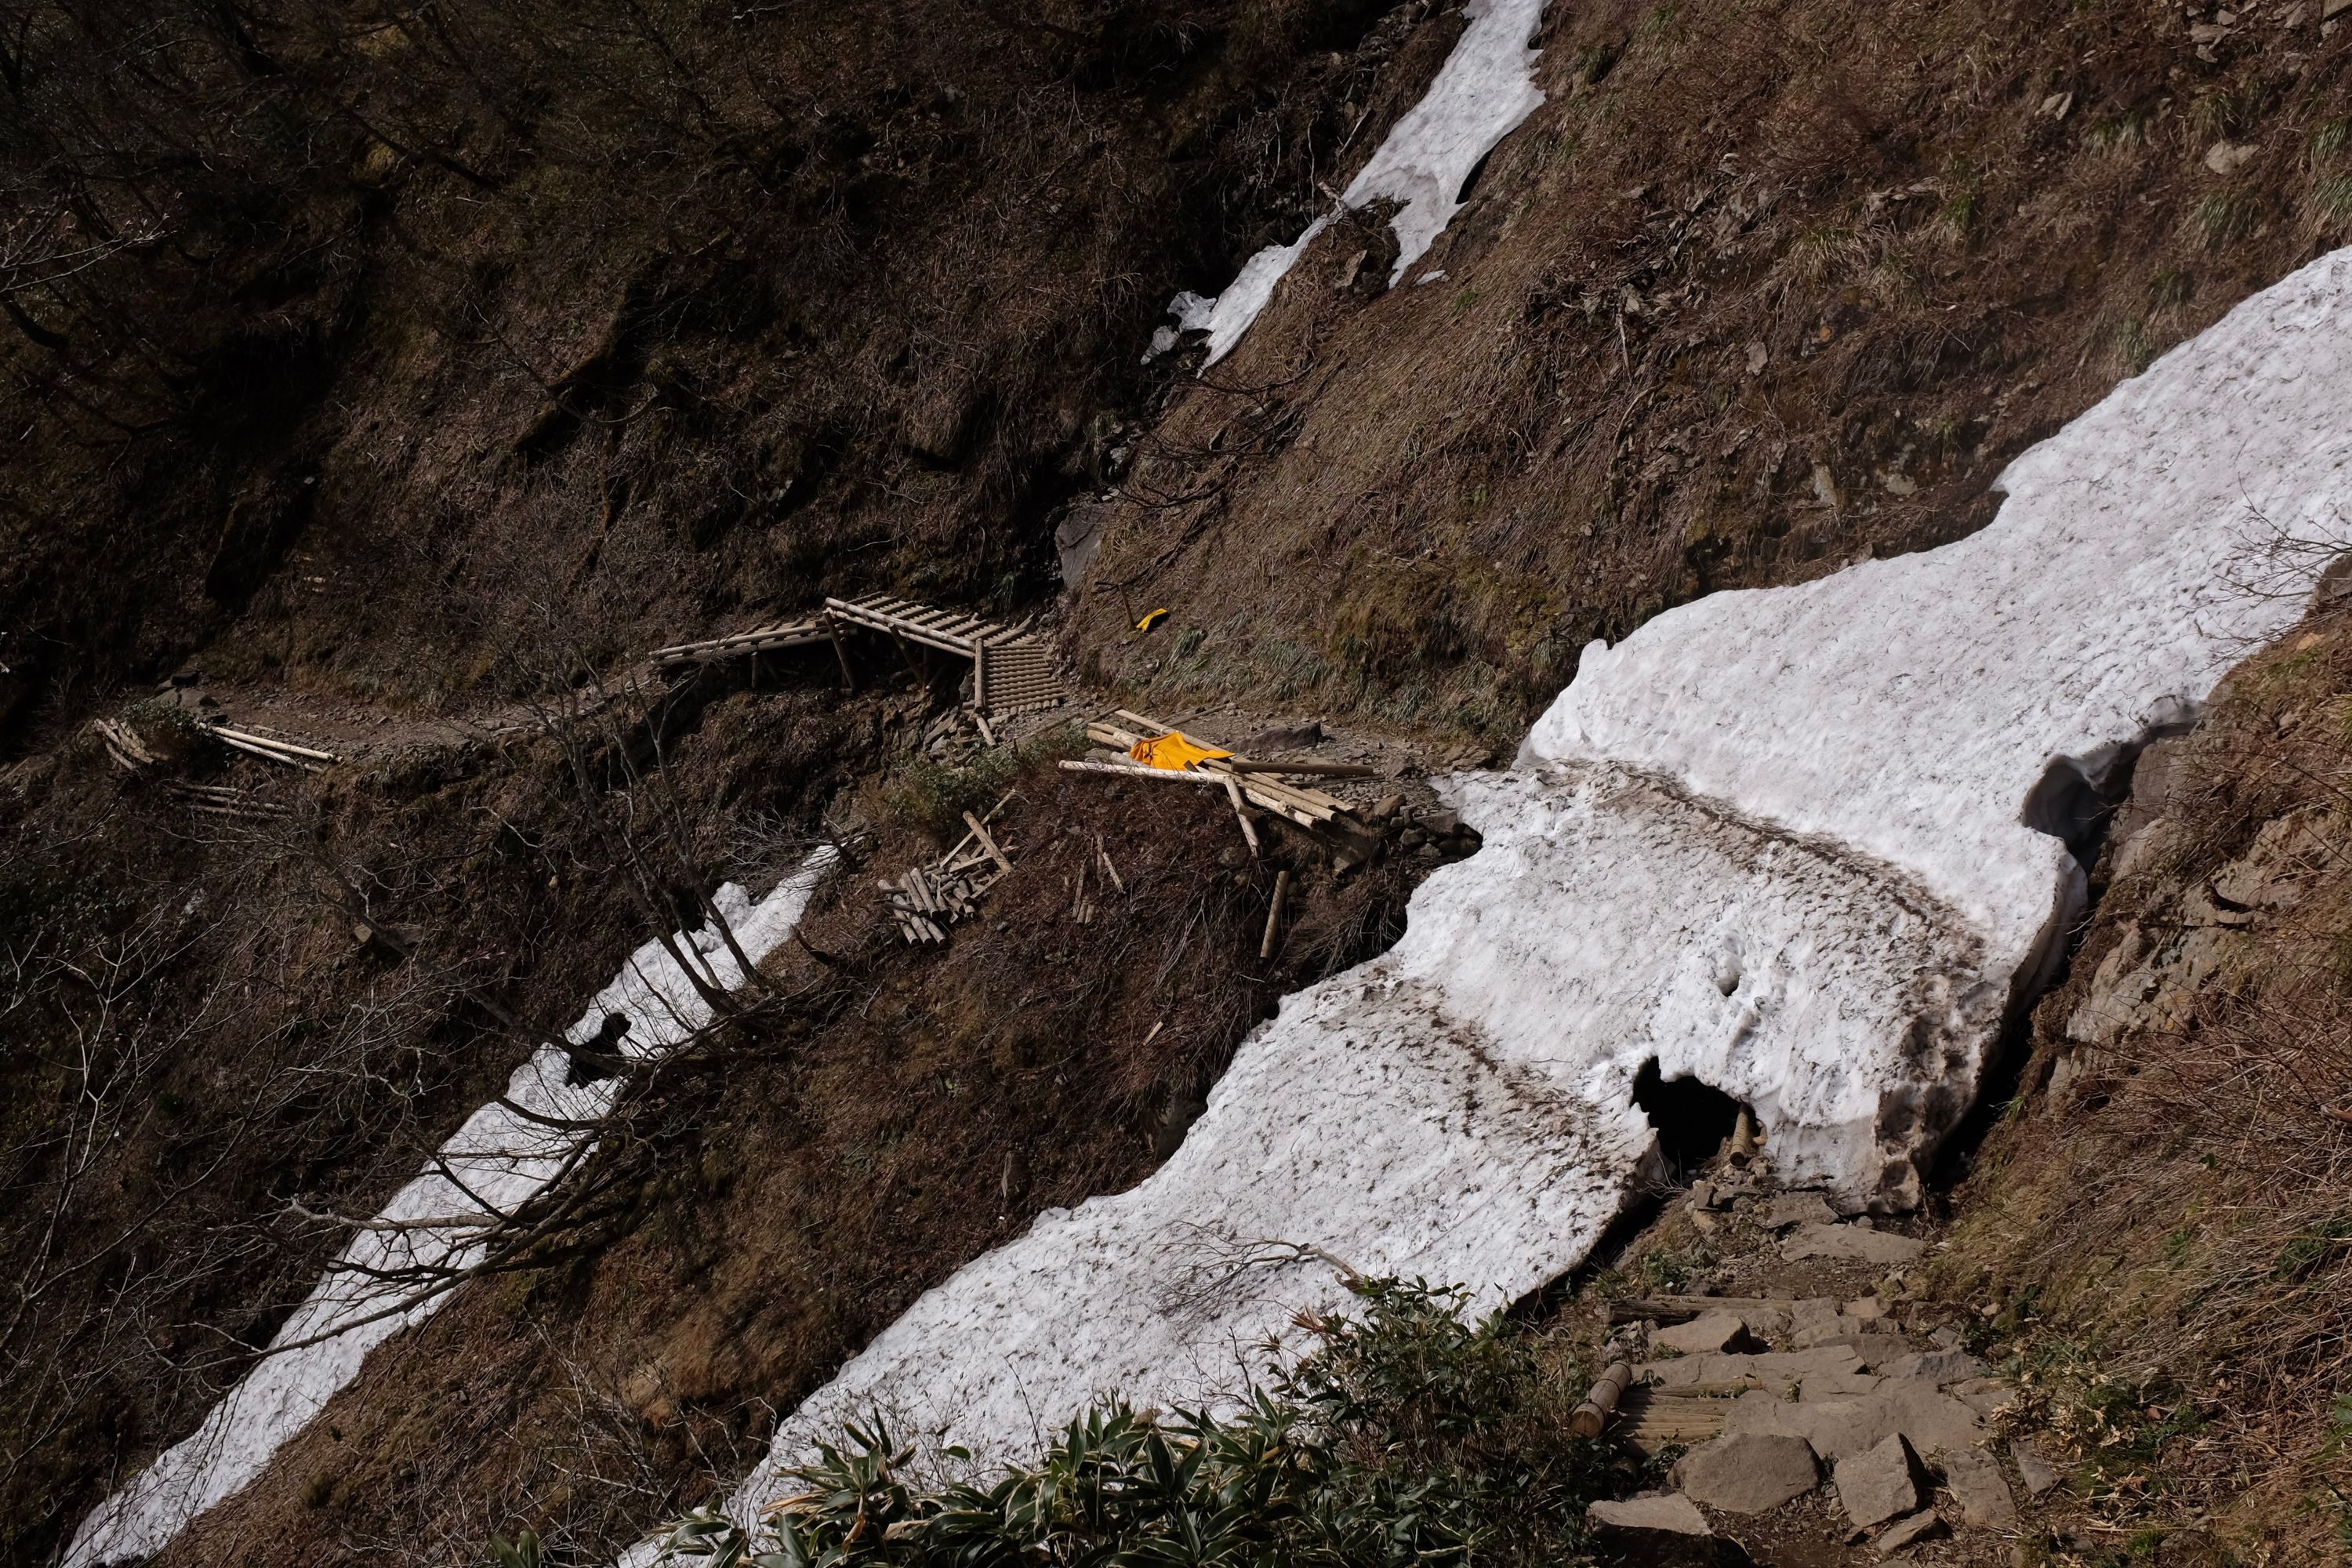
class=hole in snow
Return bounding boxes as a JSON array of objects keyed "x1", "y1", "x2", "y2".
[
  {"x1": 2020, "y1": 756, "x2": 2129, "y2": 866},
  {"x1": 2022, "y1": 706, "x2": 2197, "y2": 868},
  {"x1": 1632, "y1": 1058, "x2": 1749, "y2": 1183}
]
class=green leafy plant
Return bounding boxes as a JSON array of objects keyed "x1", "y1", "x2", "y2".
[
  {"x1": 491, "y1": 1529, "x2": 543, "y2": 1568},
  {"x1": 644, "y1": 1279, "x2": 1624, "y2": 1568}
]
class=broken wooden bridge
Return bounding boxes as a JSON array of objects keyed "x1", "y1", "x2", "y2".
[{"x1": 648, "y1": 594, "x2": 1065, "y2": 722}]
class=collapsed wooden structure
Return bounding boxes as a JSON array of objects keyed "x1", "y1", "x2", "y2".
[
  {"x1": 648, "y1": 618, "x2": 851, "y2": 682},
  {"x1": 647, "y1": 594, "x2": 1066, "y2": 728},
  {"x1": 1073, "y1": 710, "x2": 1381, "y2": 868},
  {"x1": 826, "y1": 594, "x2": 1063, "y2": 721},
  {"x1": 880, "y1": 796, "x2": 1017, "y2": 945}
]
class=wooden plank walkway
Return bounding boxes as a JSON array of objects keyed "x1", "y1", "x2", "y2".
[
  {"x1": 824, "y1": 593, "x2": 1064, "y2": 717},
  {"x1": 648, "y1": 618, "x2": 839, "y2": 672}
]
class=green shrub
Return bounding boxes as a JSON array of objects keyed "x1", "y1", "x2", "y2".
[
  {"x1": 647, "y1": 1279, "x2": 1624, "y2": 1568},
  {"x1": 880, "y1": 723, "x2": 1085, "y2": 840}
]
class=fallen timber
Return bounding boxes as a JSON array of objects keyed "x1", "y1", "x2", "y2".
[
  {"x1": 825, "y1": 593, "x2": 1064, "y2": 719},
  {"x1": 90, "y1": 718, "x2": 157, "y2": 773},
  {"x1": 1083, "y1": 713, "x2": 1373, "y2": 844},
  {"x1": 208, "y1": 723, "x2": 338, "y2": 771},
  {"x1": 880, "y1": 790, "x2": 1018, "y2": 945},
  {"x1": 168, "y1": 782, "x2": 290, "y2": 822}
]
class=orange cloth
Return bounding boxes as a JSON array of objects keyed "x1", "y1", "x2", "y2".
[{"x1": 1127, "y1": 731, "x2": 1232, "y2": 771}]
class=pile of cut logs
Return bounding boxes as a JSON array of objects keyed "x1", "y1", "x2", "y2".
[
  {"x1": 90, "y1": 718, "x2": 158, "y2": 774},
  {"x1": 881, "y1": 794, "x2": 1016, "y2": 945}
]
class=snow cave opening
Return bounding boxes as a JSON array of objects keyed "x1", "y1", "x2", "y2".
[
  {"x1": 1631, "y1": 1058, "x2": 1749, "y2": 1183},
  {"x1": 2021, "y1": 754, "x2": 2132, "y2": 866},
  {"x1": 2021, "y1": 702, "x2": 2198, "y2": 868}
]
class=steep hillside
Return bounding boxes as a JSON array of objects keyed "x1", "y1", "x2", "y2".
[
  {"x1": 1072, "y1": 0, "x2": 2352, "y2": 737},
  {"x1": 4, "y1": 2, "x2": 2351, "y2": 1566}
]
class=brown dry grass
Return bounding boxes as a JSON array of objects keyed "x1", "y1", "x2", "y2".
[
  {"x1": 1937, "y1": 606, "x2": 2352, "y2": 1561},
  {"x1": 0, "y1": 0, "x2": 1459, "y2": 742}
]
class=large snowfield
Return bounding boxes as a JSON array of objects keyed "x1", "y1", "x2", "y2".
[
  {"x1": 699, "y1": 247, "x2": 2352, "y2": 1526},
  {"x1": 64, "y1": 853, "x2": 837, "y2": 1568}
]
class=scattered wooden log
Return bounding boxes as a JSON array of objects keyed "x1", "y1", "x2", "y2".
[
  {"x1": 209, "y1": 724, "x2": 336, "y2": 771},
  {"x1": 1570, "y1": 1360, "x2": 1635, "y2": 1438},
  {"x1": 1058, "y1": 759, "x2": 1229, "y2": 785},
  {"x1": 963, "y1": 811, "x2": 1014, "y2": 876},
  {"x1": 1260, "y1": 869, "x2": 1291, "y2": 960},
  {"x1": 168, "y1": 782, "x2": 290, "y2": 821},
  {"x1": 1222, "y1": 775, "x2": 1261, "y2": 857},
  {"x1": 1083, "y1": 718, "x2": 1362, "y2": 837},
  {"x1": 91, "y1": 718, "x2": 156, "y2": 773},
  {"x1": 879, "y1": 793, "x2": 1018, "y2": 945},
  {"x1": 1229, "y1": 760, "x2": 1377, "y2": 778}
]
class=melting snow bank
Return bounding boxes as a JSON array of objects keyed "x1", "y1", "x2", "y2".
[
  {"x1": 66, "y1": 851, "x2": 838, "y2": 1568},
  {"x1": 1168, "y1": 0, "x2": 1545, "y2": 364},
  {"x1": 699, "y1": 249, "x2": 2352, "y2": 1526}
]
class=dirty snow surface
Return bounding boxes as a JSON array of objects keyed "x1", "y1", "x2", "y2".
[
  {"x1": 715, "y1": 249, "x2": 2352, "y2": 1512},
  {"x1": 1171, "y1": 0, "x2": 1545, "y2": 362},
  {"x1": 66, "y1": 853, "x2": 837, "y2": 1568}
]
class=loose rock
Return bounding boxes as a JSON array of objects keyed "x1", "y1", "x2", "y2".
[
  {"x1": 1653, "y1": 1310, "x2": 1757, "y2": 1356},
  {"x1": 1679, "y1": 1431, "x2": 1822, "y2": 1514},
  {"x1": 1835, "y1": 1432, "x2": 1928, "y2": 1529},
  {"x1": 1588, "y1": 1494, "x2": 1759, "y2": 1568},
  {"x1": 1941, "y1": 1446, "x2": 2018, "y2": 1530},
  {"x1": 1880, "y1": 1349, "x2": 1986, "y2": 1385},
  {"x1": 1766, "y1": 1192, "x2": 1839, "y2": 1229},
  {"x1": 1590, "y1": 1494, "x2": 1713, "y2": 1534},
  {"x1": 2010, "y1": 1438, "x2": 2061, "y2": 1497},
  {"x1": 1875, "y1": 1508, "x2": 1946, "y2": 1556},
  {"x1": 1782, "y1": 1222, "x2": 1926, "y2": 1265}
]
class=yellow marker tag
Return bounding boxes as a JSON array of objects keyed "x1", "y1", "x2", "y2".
[{"x1": 1136, "y1": 607, "x2": 1170, "y2": 632}]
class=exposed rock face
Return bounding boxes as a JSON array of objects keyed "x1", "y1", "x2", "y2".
[{"x1": 2054, "y1": 804, "x2": 2335, "y2": 1107}]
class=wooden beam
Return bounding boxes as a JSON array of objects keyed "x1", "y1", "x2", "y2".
[
  {"x1": 1058, "y1": 760, "x2": 1228, "y2": 785},
  {"x1": 211, "y1": 724, "x2": 337, "y2": 763},
  {"x1": 1229, "y1": 760, "x2": 1376, "y2": 778},
  {"x1": 962, "y1": 811, "x2": 1014, "y2": 877},
  {"x1": 1260, "y1": 869, "x2": 1291, "y2": 960},
  {"x1": 1223, "y1": 775, "x2": 1261, "y2": 857}
]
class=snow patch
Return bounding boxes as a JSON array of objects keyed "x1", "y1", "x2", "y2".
[
  {"x1": 1340, "y1": 0, "x2": 1547, "y2": 281},
  {"x1": 1163, "y1": 0, "x2": 1546, "y2": 365},
  {"x1": 712, "y1": 245, "x2": 2352, "y2": 1521},
  {"x1": 65, "y1": 851, "x2": 838, "y2": 1568}
]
